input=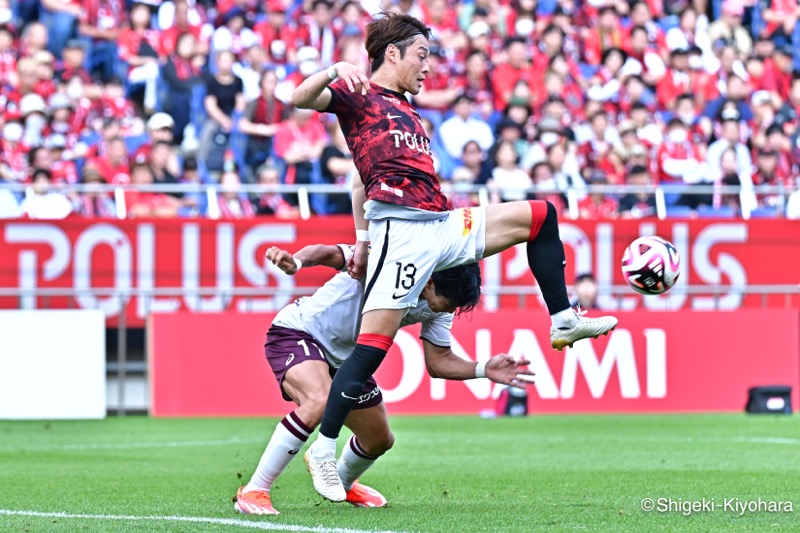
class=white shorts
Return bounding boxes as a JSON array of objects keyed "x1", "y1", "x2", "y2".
[{"x1": 363, "y1": 207, "x2": 487, "y2": 313}]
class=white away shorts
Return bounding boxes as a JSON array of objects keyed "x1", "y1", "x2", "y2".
[{"x1": 363, "y1": 207, "x2": 486, "y2": 313}]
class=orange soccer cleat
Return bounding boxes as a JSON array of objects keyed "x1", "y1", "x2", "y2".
[
  {"x1": 234, "y1": 486, "x2": 280, "y2": 515},
  {"x1": 345, "y1": 482, "x2": 388, "y2": 508}
]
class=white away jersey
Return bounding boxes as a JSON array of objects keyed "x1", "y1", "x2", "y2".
[{"x1": 272, "y1": 244, "x2": 453, "y2": 367}]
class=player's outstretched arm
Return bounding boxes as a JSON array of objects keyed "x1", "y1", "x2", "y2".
[
  {"x1": 291, "y1": 62, "x2": 370, "y2": 111},
  {"x1": 348, "y1": 174, "x2": 368, "y2": 280},
  {"x1": 265, "y1": 244, "x2": 346, "y2": 275},
  {"x1": 422, "y1": 340, "x2": 535, "y2": 388}
]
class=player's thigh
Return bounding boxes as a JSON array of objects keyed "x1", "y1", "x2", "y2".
[
  {"x1": 265, "y1": 326, "x2": 331, "y2": 406},
  {"x1": 344, "y1": 401, "x2": 394, "y2": 455},
  {"x1": 282, "y1": 360, "x2": 332, "y2": 407},
  {"x1": 483, "y1": 201, "x2": 534, "y2": 257},
  {"x1": 363, "y1": 218, "x2": 438, "y2": 316}
]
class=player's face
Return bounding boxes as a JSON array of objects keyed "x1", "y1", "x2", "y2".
[
  {"x1": 421, "y1": 281, "x2": 457, "y2": 313},
  {"x1": 396, "y1": 36, "x2": 431, "y2": 95}
]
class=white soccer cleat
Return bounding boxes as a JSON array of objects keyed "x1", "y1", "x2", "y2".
[
  {"x1": 550, "y1": 308, "x2": 618, "y2": 352},
  {"x1": 304, "y1": 443, "x2": 346, "y2": 502}
]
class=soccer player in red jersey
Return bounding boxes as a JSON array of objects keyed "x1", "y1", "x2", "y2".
[{"x1": 290, "y1": 13, "x2": 618, "y2": 501}]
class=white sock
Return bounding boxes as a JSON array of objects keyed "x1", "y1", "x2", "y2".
[
  {"x1": 244, "y1": 411, "x2": 312, "y2": 493},
  {"x1": 312, "y1": 434, "x2": 338, "y2": 457},
  {"x1": 551, "y1": 307, "x2": 578, "y2": 329},
  {"x1": 337, "y1": 436, "x2": 380, "y2": 491}
]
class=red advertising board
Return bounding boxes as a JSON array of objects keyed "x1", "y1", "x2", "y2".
[
  {"x1": 149, "y1": 310, "x2": 800, "y2": 416},
  {"x1": 1, "y1": 218, "x2": 799, "y2": 327}
]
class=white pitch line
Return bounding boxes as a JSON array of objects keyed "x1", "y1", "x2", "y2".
[
  {"x1": 0, "y1": 437, "x2": 265, "y2": 452},
  {"x1": 0, "y1": 510, "x2": 405, "y2": 533},
  {"x1": 733, "y1": 437, "x2": 800, "y2": 445}
]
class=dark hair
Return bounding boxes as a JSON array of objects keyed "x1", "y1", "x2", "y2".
[
  {"x1": 31, "y1": 168, "x2": 52, "y2": 181},
  {"x1": 575, "y1": 273, "x2": 597, "y2": 284},
  {"x1": 431, "y1": 262, "x2": 481, "y2": 316},
  {"x1": 27, "y1": 146, "x2": 47, "y2": 167},
  {"x1": 365, "y1": 12, "x2": 431, "y2": 73},
  {"x1": 629, "y1": 164, "x2": 648, "y2": 176},
  {"x1": 183, "y1": 155, "x2": 199, "y2": 171}
]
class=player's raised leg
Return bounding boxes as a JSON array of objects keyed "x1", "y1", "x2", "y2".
[
  {"x1": 339, "y1": 398, "x2": 394, "y2": 507},
  {"x1": 236, "y1": 329, "x2": 332, "y2": 514},
  {"x1": 484, "y1": 200, "x2": 618, "y2": 350}
]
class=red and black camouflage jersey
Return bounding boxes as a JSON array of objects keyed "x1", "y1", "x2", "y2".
[{"x1": 324, "y1": 80, "x2": 448, "y2": 213}]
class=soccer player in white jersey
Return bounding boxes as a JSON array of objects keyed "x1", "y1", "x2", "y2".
[
  {"x1": 292, "y1": 12, "x2": 618, "y2": 502},
  {"x1": 234, "y1": 243, "x2": 534, "y2": 515}
]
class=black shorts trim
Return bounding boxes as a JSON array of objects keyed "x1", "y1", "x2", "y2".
[{"x1": 364, "y1": 220, "x2": 390, "y2": 303}]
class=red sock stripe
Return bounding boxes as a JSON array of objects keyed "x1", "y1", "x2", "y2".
[
  {"x1": 528, "y1": 200, "x2": 548, "y2": 241},
  {"x1": 357, "y1": 334, "x2": 393, "y2": 352}
]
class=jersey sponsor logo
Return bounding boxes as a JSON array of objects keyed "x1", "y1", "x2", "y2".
[
  {"x1": 387, "y1": 113, "x2": 402, "y2": 120},
  {"x1": 381, "y1": 95, "x2": 402, "y2": 104},
  {"x1": 341, "y1": 387, "x2": 381, "y2": 404},
  {"x1": 462, "y1": 208, "x2": 473, "y2": 237},
  {"x1": 388, "y1": 130, "x2": 432, "y2": 156}
]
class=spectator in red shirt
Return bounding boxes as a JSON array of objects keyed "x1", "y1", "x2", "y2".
[
  {"x1": 159, "y1": 0, "x2": 207, "y2": 57},
  {"x1": 254, "y1": 162, "x2": 299, "y2": 218},
  {"x1": 45, "y1": 134, "x2": 78, "y2": 184},
  {"x1": 752, "y1": 147, "x2": 790, "y2": 209},
  {"x1": 656, "y1": 47, "x2": 694, "y2": 111},
  {"x1": 55, "y1": 39, "x2": 93, "y2": 87},
  {"x1": 78, "y1": 0, "x2": 125, "y2": 81},
  {"x1": 162, "y1": 32, "x2": 204, "y2": 144},
  {"x1": 490, "y1": 37, "x2": 536, "y2": 111},
  {"x1": 656, "y1": 117, "x2": 706, "y2": 185},
  {"x1": 254, "y1": 0, "x2": 298, "y2": 66},
  {"x1": 578, "y1": 169, "x2": 619, "y2": 219},
  {"x1": 582, "y1": 4, "x2": 624, "y2": 65},
  {"x1": 125, "y1": 161, "x2": 180, "y2": 218},
  {"x1": 119, "y1": 3, "x2": 161, "y2": 113},
  {"x1": 239, "y1": 69, "x2": 285, "y2": 177},
  {"x1": 763, "y1": 45, "x2": 794, "y2": 102},
  {"x1": 217, "y1": 169, "x2": 256, "y2": 218},
  {"x1": 273, "y1": 106, "x2": 327, "y2": 203},
  {"x1": 624, "y1": 1, "x2": 667, "y2": 58},
  {"x1": 76, "y1": 164, "x2": 117, "y2": 218},
  {"x1": 296, "y1": 0, "x2": 337, "y2": 67},
  {"x1": 0, "y1": 24, "x2": 16, "y2": 88},
  {"x1": 88, "y1": 136, "x2": 130, "y2": 184},
  {"x1": 412, "y1": 41, "x2": 458, "y2": 119}
]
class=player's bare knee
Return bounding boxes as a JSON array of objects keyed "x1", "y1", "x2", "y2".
[
  {"x1": 364, "y1": 429, "x2": 395, "y2": 455},
  {"x1": 295, "y1": 394, "x2": 328, "y2": 427}
]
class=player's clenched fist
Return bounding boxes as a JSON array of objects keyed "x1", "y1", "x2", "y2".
[{"x1": 265, "y1": 246, "x2": 299, "y2": 275}]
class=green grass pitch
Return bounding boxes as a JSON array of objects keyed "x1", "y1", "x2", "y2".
[{"x1": 0, "y1": 414, "x2": 798, "y2": 532}]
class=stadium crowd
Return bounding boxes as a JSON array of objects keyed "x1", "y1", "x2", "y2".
[{"x1": 0, "y1": 0, "x2": 799, "y2": 220}]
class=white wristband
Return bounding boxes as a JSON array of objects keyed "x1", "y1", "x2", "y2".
[
  {"x1": 356, "y1": 230, "x2": 370, "y2": 242},
  {"x1": 475, "y1": 360, "x2": 487, "y2": 379},
  {"x1": 293, "y1": 257, "x2": 303, "y2": 271},
  {"x1": 327, "y1": 66, "x2": 338, "y2": 80}
]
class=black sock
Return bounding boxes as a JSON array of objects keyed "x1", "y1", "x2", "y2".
[
  {"x1": 527, "y1": 201, "x2": 571, "y2": 315},
  {"x1": 319, "y1": 343, "x2": 387, "y2": 439}
]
